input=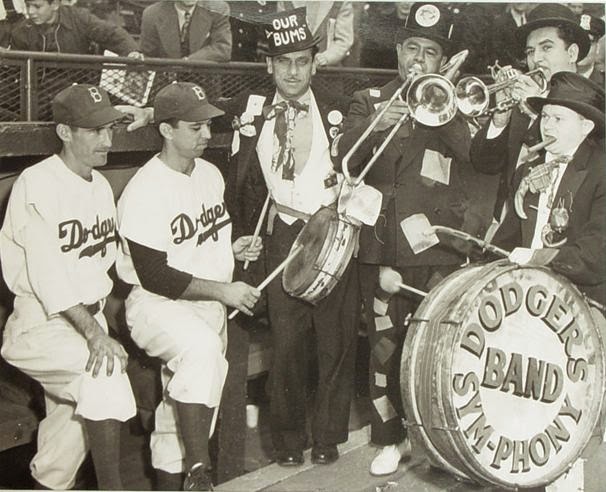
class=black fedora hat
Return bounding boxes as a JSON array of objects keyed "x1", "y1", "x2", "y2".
[
  {"x1": 527, "y1": 72, "x2": 604, "y2": 133},
  {"x1": 516, "y1": 4, "x2": 590, "y2": 60},
  {"x1": 262, "y1": 7, "x2": 321, "y2": 57},
  {"x1": 396, "y1": 3, "x2": 454, "y2": 55},
  {"x1": 579, "y1": 13, "x2": 605, "y2": 41}
]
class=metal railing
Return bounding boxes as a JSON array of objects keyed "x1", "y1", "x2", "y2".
[{"x1": 0, "y1": 50, "x2": 398, "y2": 123}]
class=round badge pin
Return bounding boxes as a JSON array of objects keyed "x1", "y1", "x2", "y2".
[
  {"x1": 327, "y1": 110, "x2": 343, "y2": 126},
  {"x1": 415, "y1": 4, "x2": 440, "y2": 27}
]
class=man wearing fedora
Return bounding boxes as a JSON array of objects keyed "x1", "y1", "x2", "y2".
[
  {"x1": 216, "y1": 7, "x2": 360, "y2": 468},
  {"x1": 336, "y1": 2, "x2": 474, "y2": 477},
  {"x1": 470, "y1": 3, "x2": 591, "y2": 229},
  {"x1": 0, "y1": 84, "x2": 136, "y2": 490},
  {"x1": 116, "y1": 82, "x2": 261, "y2": 491},
  {"x1": 493, "y1": 72, "x2": 605, "y2": 306}
]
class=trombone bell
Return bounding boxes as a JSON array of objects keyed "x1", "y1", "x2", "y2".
[{"x1": 407, "y1": 74, "x2": 458, "y2": 127}]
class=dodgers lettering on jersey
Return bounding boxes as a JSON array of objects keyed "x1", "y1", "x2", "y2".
[
  {"x1": 59, "y1": 215, "x2": 116, "y2": 258},
  {"x1": 116, "y1": 156, "x2": 235, "y2": 288},
  {"x1": 170, "y1": 202, "x2": 230, "y2": 246}
]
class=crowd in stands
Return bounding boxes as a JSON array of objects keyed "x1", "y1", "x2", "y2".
[{"x1": 0, "y1": 1, "x2": 604, "y2": 77}]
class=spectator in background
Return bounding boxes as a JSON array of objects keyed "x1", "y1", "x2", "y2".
[
  {"x1": 490, "y1": 3, "x2": 534, "y2": 70},
  {"x1": 277, "y1": 1, "x2": 354, "y2": 66},
  {"x1": 450, "y1": 2, "x2": 503, "y2": 75},
  {"x1": 140, "y1": 0, "x2": 231, "y2": 62},
  {"x1": 578, "y1": 13, "x2": 605, "y2": 85},
  {"x1": 359, "y1": 2, "x2": 410, "y2": 69},
  {"x1": 229, "y1": 0, "x2": 276, "y2": 62},
  {"x1": 0, "y1": 0, "x2": 26, "y2": 47},
  {"x1": 10, "y1": 0, "x2": 141, "y2": 57}
]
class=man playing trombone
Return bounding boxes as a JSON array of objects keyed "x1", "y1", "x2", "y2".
[
  {"x1": 336, "y1": 2, "x2": 475, "y2": 477},
  {"x1": 470, "y1": 3, "x2": 591, "y2": 228}
]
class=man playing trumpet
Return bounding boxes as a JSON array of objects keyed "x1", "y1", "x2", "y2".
[
  {"x1": 336, "y1": 2, "x2": 475, "y2": 477},
  {"x1": 471, "y1": 3, "x2": 591, "y2": 226},
  {"x1": 493, "y1": 72, "x2": 605, "y2": 306}
]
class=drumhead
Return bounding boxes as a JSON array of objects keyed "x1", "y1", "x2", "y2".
[
  {"x1": 402, "y1": 260, "x2": 606, "y2": 489},
  {"x1": 283, "y1": 207, "x2": 334, "y2": 294}
]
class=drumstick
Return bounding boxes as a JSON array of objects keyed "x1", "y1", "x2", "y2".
[
  {"x1": 396, "y1": 282, "x2": 428, "y2": 297},
  {"x1": 244, "y1": 193, "x2": 271, "y2": 271},
  {"x1": 228, "y1": 245, "x2": 303, "y2": 320}
]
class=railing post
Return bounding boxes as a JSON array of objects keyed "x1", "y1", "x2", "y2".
[{"x1": 25, "y1": 58, "x2": 33, "y2": 121}]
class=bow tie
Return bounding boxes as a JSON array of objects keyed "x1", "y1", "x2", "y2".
[
  {"x1": 263, "y1": 100, "x2": 309, "y2": 120},
  {"x1": 524, "y1": 156, "x2": 571, "y2": 194}
]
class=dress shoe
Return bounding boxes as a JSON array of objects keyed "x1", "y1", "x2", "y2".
[
  {"x1": 276, "y1": 450, "x2": 304, "y2": 467},
  {"x1": 311, "y1": 444, "x2": 339, "y2": 465},
  {"x1": 369, "y1": 439, "x2": 412, "y2": 476},
  {"x1": 183, "y1": 463, "x2": 214, "y2": 491}
]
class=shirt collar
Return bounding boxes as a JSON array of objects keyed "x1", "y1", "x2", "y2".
[
  {"x1": 275, "y1": 88, "x2": 312, "y2": 107},
  {"x1": 175, "y1": 3, "x2": 196, "y2": 19}
]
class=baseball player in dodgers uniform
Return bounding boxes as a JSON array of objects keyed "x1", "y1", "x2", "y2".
[
  {"x1": 0, "y1": 84, "x2": 136, "y2": 490},
  {"x1": 116, "y1": 82, "x2": 262, "y2": 491}
]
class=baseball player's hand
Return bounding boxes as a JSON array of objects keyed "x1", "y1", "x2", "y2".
[
  {"x1": 221, "y1": 282, "x2": 261, "y2": 316},
  {"x1": 233, "y1": 235, "x2": 263, "y2": 262},
  {"x1": 127, "y1": 51, "x2": 145, "y2": 61},
  {"x1": 372, "y1": 100, "x2": 409, "y2": 133},
  {"x1": 86, "y1": 334, "x2": 128, "y2": 378},
  {"x1": 115, "y1": 106, "x2": 154, "y2": 131}
]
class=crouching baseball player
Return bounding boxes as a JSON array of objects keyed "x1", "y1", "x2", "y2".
[
  {"x1": 116, "y1": 82, "x2": 262, "y2": 491},
  {"x1": 0, "y1": 84, "x2": 137, "y2": 490}
]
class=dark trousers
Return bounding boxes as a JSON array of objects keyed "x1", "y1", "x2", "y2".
[
  {"x1": 360, "y1": 263, "x2": 457, "y2": 446},
  {"x1": 265, "y1": 217, "x2": 360, "y2": 452}
]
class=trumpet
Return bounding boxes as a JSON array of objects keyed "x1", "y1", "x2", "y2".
[
  {"x1": 455, "y1": 62, "x2": 548, "y2": 117},
  {"x1": 342, "y1": 50, "x2": 469, "y2": 186}
]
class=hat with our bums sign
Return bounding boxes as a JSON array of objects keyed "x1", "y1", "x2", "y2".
[
  {"x1": 396, "y1": 3, "x2": 454, "y2": 55},
  {"x1": 262, "y1": 8, "x2": 321, "y2": 56}
]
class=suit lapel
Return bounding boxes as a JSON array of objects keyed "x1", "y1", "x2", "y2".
[
  {"x1": 158, "y1": 5, "x2": 181, "y2": 58},
  {"x1": 236, "y1": 91, "x2": 275, "y2": 195},
  {"x1": 552, "y1": 140, "x2": 591, "y2": 213},
  {"x1": 189, "y1": 5, "x2": 211, "y2": 53}
]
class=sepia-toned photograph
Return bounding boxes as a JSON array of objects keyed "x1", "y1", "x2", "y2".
[{"x1": 0, "y1": 1, "x2": 604, "y2": 491}]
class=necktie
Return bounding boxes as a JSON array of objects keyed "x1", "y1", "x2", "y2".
[
  {"x1": 264, "y1": 100, "x2": 309, "y2": 180},
  {"x1": 180, "y1": 10, "x2": 192, "y2": 57},
  {"x1": 525, "y1": 156, "x2": 571, "y2": 198}
]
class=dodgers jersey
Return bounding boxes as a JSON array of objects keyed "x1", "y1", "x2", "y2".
[
  {"x1": 116, "y1": 156, "x2": 234, "y2": 288},
  {"x1": 0, "y1": 154, "x2": 117, "y2": 332}
]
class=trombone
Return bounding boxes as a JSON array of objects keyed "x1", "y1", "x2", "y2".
[
  {"x1": 342, "y1": 50, "x2": 469, "y2": 186},
  {"x1": 455, "y1": 62, "x2": 548, "y2": 117}
]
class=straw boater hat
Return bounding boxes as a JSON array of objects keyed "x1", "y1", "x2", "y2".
[
  {"x1": 262, "y1": 7, "x2": 321, "y2": 57},
  {"x1": 516, "y1": 3, "x2": 591, "y2": 60},
  {"x1": 527, "y1": 72, "x2": 605, "y2": 134},
  {"x1": 396, "y1": 2, "x2": 454, "y2": 55}
]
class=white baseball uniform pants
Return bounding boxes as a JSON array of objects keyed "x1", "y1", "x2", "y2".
[
  {"x1": 125, "y1": 287, "x2": 229, "y2": 474},
  {"x1": 1, "y1": 309, "x2": 136, "y2": 490}
]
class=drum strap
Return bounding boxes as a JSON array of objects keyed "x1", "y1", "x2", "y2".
[{"x1": 267, "y1": 201, "x2": 312, "y2": 235}]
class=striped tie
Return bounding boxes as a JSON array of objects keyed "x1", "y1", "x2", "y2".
[{"x1": 180, "y1": 11, "x2": 192, "y2": 57}]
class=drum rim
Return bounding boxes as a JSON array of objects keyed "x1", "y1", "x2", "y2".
[{"x1": 402, "y1": 261, "x2": 606, "y2": 489}]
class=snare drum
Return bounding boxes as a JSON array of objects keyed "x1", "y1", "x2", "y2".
[
  {"x1": 401, "y1": 260, "x2": 606, "y2": 490},
  {"x1": 282, "y1": 207, "x2": 359, "y2": 304}
]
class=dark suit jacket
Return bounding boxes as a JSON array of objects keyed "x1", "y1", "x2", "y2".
[
  {"x1": 494, "y1": 139, "x2": 606, "y2": 304},
  {"x1": 470, "y1": 107, "x2": 541, "y2": 219},
  {"x1": 140, "y1": 0, "x2": 231, "y2": 61},
  {"x1": 215, "y1": 87, "x2": 351, "y2": 237},
  {"x1": 336, "y1": 78, "x2": 475, "y2": 268}
]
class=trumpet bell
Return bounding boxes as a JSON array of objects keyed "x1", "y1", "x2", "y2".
[
  {"x1": 407, "y1": 74, "x2": 458, "y2": 127},
  {"x1": 455, "y1": 76, "x2": 490, "y2": 117}
]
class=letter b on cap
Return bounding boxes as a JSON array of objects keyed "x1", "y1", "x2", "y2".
[
  {"x1": 88, "y1": 87, "x2": 103, "y2": 103},
  {"x1": 192, "y1": 86, "x2": 206, "y2": 101}
]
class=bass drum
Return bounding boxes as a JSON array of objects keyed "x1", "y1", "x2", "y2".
[
  {"x1": 282, "y1": 206, "x2": 358, "y2": 305},
  {"x1": 401, "y1": 260, "x2": 606, "y2": 490}
]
